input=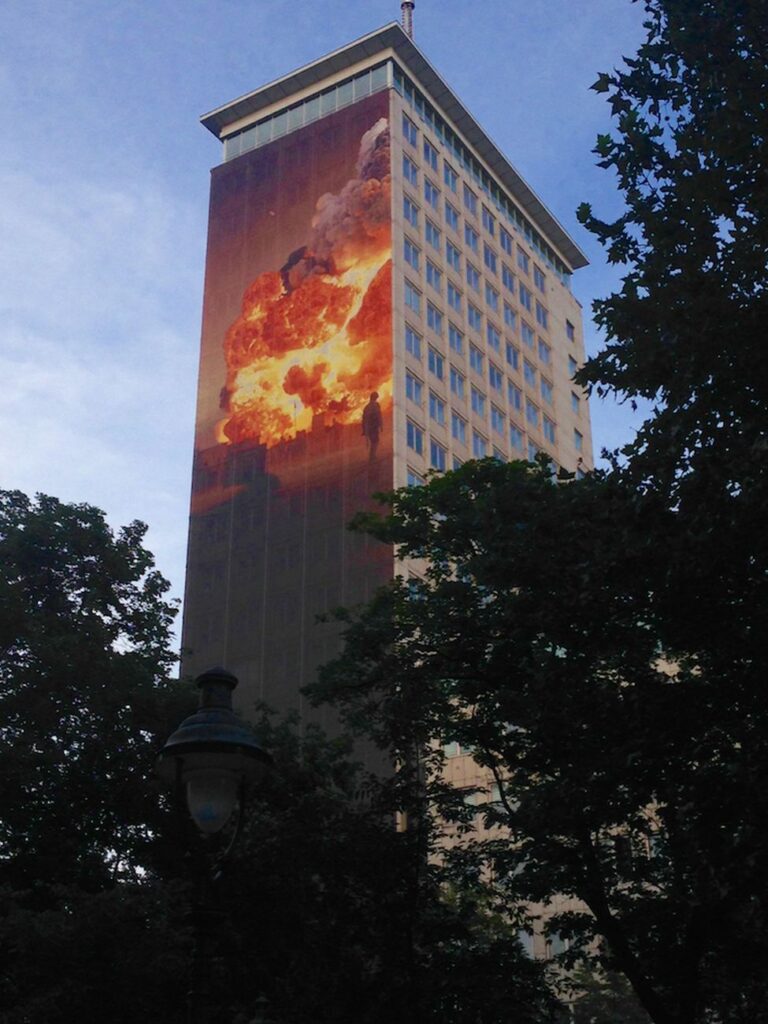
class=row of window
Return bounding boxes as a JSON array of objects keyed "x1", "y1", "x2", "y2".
[
  {"x1": 223, "y1": 62, "x2": 389, "y2": 161},
  {"x1": 394, "y1": 63, "x2": 573, "y2": 285},
  {"x1": 403, "y1": 227, "x2": 549, "y2": 330},
  {"x1": 403, "y1": 137, "x2": 550, "y2": 304},
  {"x1": 403, "y1": 280, "x2": 554, "y2": 396}
]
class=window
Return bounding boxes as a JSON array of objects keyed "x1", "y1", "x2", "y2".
[
  {"x1": 566, "y1": 320, "x2": 575, "y2": 342},
  {"x1": 489, "y1": 362, "x2": 503, "y2": 392},
  {"x1": 404, "y1": 237, "x2": 420, "y2": 271},
  {"x1": 451, "y1": 411, "x2": 467, "y2": 443},
  {"x1": 485, "y1": 282, "x2": 499, "y2": 312},
  {"x1": 430, "y1": 439, "x2": 447, "y2": 471},
  {"x1": 449, "y1": 323, "x2": 464, "y2": 354},
  {"x1": 407, "y1": 468, "x2": 424, "y2": 487},
  {"x1": 423, "y1": 138, "x2": 438, "y2": 171},
  {"x1": 543, "y1": 416, "x2": 556, "y2": 444},
  {"x1": 486, "y1": 322, "x2": 501, "y2": 353},
  {"x1": 482, "y1": 206, "x2": 496, "y2": 236},
  {"x1": 508, "y1": 381, "x2": 522, "y2": 411},
  {"x1": 526, "y1": 398, "x2": 539, "y2": 428},
  {"x1": 568, "y1": 355, "x2": 578, "y2": 376},
  {"x1": 424, "y1": 178, "x2": 440, "y2": 210},
  {"x1": 466, "y1": 262, "x2": 480, "y2": 291},
  {"x1": 506, "y1": 342, "x2": 519, "y2": 370},
  {"x1": 491, "y1": 403, "x2": 505, "y2": 434},
  {"x1": 574, "y1": 428, "x2": 584, "y2": 452},
  {"x1": 517, "y1": 247, "x2": 530, "y2": 274},
  {"x1": 536, "y1": 301, "x2": 548, "y2": 329},
  {"x1": 429, "y1": 391, "x2": 446, "y2": 425},
  {"x1": 524, "y1": 360, "x2": 536, "y2": 387},
  {"x1": 428, "y1": 346, "x2": 444, "y2": 379},
  {"x1": 450, "y1": 365, "x2": 465, "y2": 399},
  {"x1": 471, "y1": 386, "x2": 486, "y2": 417},
  {"x1": 405, "y1": 325, "x2": 422, "y2": 359},
  {"x1": 483, "y1": 243, "x2": 498, "y2": 275},
  {"x1": 446, "y1": 240, "x2": 461, "y2": 271},
  {"x1": 473, "y1": 431, "x2": 488, "y2": 458},
  {"x1": 447, "y1": 282, "x2": 462, "y2": 312},
  {"x1": 493, "y1": 447, "x2": 506, "y2": 462},
  {"x1": 500, "y1": 227, "x2": 513, "y2": 255},
  {"x1": 426, "y1": 260, "x2": 442, "y2": 292},
  {"x1": 405, "y1": 370, "x2": 423, "y2": 405},
  {"x1": 528, "y1": 440, "x2": 539, "y2": 461},
  {"x1": 468, "y1": 303, "x2": 482, "y2": 331},
  {"x1": 425, "y1": 218, "x2": 441, "y2": 250},
  {"x1": 571, "y1": 391, "x2": 580, "y2": 414},
  {"x1": 469, "y1": 344, "x2": 484, "y2": 374},
  {"x1": 444, "y1": 161, "x2": 458, "y2": 192},
  {"x1": 403, "y1": 113, "x2": 417, "y2": 146},
  {"x1": 540, "y1": 378, "x2": 553, "y2": 404},
  {"x1": 403, "y1": 154, "x2": 418, "y2": 186},
  {"x1": 463, "y1": 183, "x2": 478, "y2": 216},
  {"x1": 538, "y1": 338, "x2": 551, "y2": 365},
  {"x1": 404, "y1": 195, "x2": 419, "y2": 228},
  {"x1": 453, "y1": 455, "x2": 463, "y2": 469},
  {"x1": 445, "y1": 201, "x2": 459, "y2": 231},
  {"x1": 407, "y1": 419, "x2": 423, "y2": 454},
  {"x1": 510, "y1": 424, "x2": 524, "y2": 451},
  {"x1": 502, "y1": 264, "x2": 515, "y2": 293},
  {"x1": 534, "y1": 264, "x2": 546, "y2": 291},
  {"x1": 427, "y1": 303, "x2": 443, "y2": 335},
  {"x1": 504, "y1": 303, "x2": 517, "y2": 332},
  {"x1": 405, "y1": 280, "x2": 421, "y2": 315},
  {"x1": 519, "y1": 284, "x2": 533, "y2": 311},
  {"x1": 521, "y1": 321, "x2": 535, "y2": 348},
  {"x1": 464, "y1": 224, "x2": 479, "y2": 253}
]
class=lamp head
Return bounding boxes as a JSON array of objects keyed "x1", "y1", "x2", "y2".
[{"x1": 157, "y1": 668, "x2": 272, "y2": 834}]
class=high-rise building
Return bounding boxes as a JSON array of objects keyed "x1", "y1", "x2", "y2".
[{"x1": 181, "y1": 21, "x2": 593, "y2": 733}]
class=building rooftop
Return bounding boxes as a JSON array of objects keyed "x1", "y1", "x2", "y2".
[{"x1": 200, "y1": 22, "x2": 588, "y2": 272}]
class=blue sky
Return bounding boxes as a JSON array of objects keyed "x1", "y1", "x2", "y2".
[{"x1": 0, "y1": 0, "x2": 647, "y2": 642}]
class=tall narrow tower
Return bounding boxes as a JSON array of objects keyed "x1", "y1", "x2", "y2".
[
  {"x1": 401, "y1": 1, "x2": 415, "y2": 37},
  {"x1": 181, "y1": 24, "x2": 592, "y2": 730}
]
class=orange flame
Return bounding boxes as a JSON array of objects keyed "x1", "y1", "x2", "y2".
[{"x1": 219, "y1": 117, "x2": 392, "y2": 448}]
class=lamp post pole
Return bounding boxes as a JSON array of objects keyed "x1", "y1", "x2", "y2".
[{"x1": 157, "y1": 668, "x2": 273, "y2": 1024}]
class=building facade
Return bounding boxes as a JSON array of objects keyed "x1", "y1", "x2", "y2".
[{"x1": 181, "y1": 23, "x2": 593, "y2": 735}]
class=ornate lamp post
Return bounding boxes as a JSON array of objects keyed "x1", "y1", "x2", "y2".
[{"x1": 157, "y1": 667, "x2": 273, "y2": 1024}]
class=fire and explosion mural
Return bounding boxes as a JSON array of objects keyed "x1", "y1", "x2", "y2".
[
  {"x1": 219, "y1": 115, "x2": 392, "y2": 449},
  {"x1": 182, "y1": 91, "x2": 394, "y2": 735}
]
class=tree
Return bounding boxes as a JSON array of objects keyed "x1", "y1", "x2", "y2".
[
  {"x1": 309, "y1": 457, "x2": 768, "y2": 1024},
  {"x1": 0, "y1": 490, "x2": 558, "y2": 1024},
  {"x1": 0, "y1": 490, "x2": 188, "y2": 890},
  {"x1": 577, "y1": 0, "x2": 768, "y2": 669}
]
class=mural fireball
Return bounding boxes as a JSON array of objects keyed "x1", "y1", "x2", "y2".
[{"x1": 218, "y1": 117, "x2": 392, "y2": 448}]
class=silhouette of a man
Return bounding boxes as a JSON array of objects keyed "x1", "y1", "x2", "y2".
[{"x1": 361, "y1": 391, "x2": 383, "y2": 461}]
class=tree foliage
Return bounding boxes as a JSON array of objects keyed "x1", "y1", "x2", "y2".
[{"x1": 0, "y1": 490, "x2": 558, "y2": 1024}]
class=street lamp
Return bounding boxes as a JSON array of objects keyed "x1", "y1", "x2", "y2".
[{"x1": 157, "y1": 667, "x2": 273, "y2": 1023}]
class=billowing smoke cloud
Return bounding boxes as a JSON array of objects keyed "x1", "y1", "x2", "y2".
[{"x1": 220, "y1": 117, "x2": 392, "y2": 448}]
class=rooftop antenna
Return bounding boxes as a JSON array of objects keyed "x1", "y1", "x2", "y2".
[{"x1": 401, "y1": 0, "x2": 415, "y2": 38}]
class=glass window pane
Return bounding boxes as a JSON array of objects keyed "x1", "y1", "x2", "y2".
[
  {"x1": 224, "y1": 133, "x2": 243, "y2": 160},
  {"x1": 287, "y1": 104, "x2": 304, "y2": 131},
  {"x1": 255, "y1": 120, "x2": 272, "y2": 146},
  {"x1": 320, "y1": 88, "x2": 337, "y2": 116},
  {"x1": 353, "y1": 70, "x2": 371, "y2": 100},
  {"x1": 272, "y1": 110, "x2": 288, "y2": 138},
  {"x1": 304, "y1": 96, "x2": 321, "y2": 123},
  {"x1": 337, "y1": 80, "x2": 354, "y2": 107},
  {"x1": 371, "y1": 63, "x2": 388, "y2": 91}
]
